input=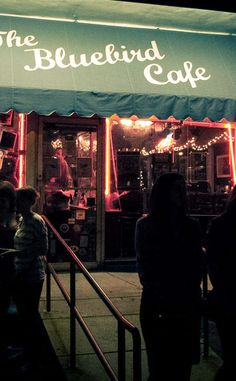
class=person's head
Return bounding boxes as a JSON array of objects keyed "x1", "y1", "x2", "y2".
[
  {"x1": 16, "y1": 186, "x2": 39, "y2": 215},
  {"x1": 226, "y1": 185, "x2": 236, "y2": 214},
  {"x1": 0, "y1": 180, "x2": 16, "y2": 215},
  {"x1": 48, "y1": 190, "x2": 70, "y2": 211},
  {"x1": 149, "y1": 172, "x2": 187, "y2": 218}
]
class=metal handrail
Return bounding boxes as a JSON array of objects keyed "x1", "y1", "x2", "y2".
[
  {"x1": 202, "y1": 247, "x2": 209, "y2": 358},
  {"x1": 42, "y1": 215, "x2": 142, "y2": 381}
]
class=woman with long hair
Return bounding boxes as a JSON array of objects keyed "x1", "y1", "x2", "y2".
[
  {"x1": 13, "y1": 186, "x2": 48, "y2": 372},
  {"x1": 135, "y1": 173, "x2": 203, "y2": 381}
]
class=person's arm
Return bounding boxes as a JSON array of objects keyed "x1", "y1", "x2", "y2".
[
  {"x1": 0, "y1": 248, "x2": 20, "y2": 257},
  {"x1": 135, "y1": 219, "x2": 150, "y2": 286},
  {"x1": 135, "y1": 220, "x2": 143, "y2": 283},
  {"x1": 32, "y1": 218, "x2": 48, "y2": 257}
]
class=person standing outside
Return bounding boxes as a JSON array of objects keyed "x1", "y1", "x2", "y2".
[
  {"x1": 0, "y1": 181, "x2": 17, "y2": 366},
  {"x1": 135, "y1": 173, "x2": 203, "y2": 381},
  {"x1": 0, "y1": 180, "x2": 17, "y2": 280},
  {"x1": 13, "y1": 186, "x2": 48, "y2": 368},
  {"x1": 206, "y1": 185, "x2": 236, "y2": 381}
]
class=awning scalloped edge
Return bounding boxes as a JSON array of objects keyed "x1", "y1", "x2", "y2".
[
  {"x1": 0, "y1": 110, "x2": 235, "y2": 128},
  {"x1": 110, "y1": 114, "x2": 235, "y2": 128}
]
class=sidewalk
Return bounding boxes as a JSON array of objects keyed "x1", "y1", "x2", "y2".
[{"x1": 39, "y1": 271, "x2": 222, "y2": 381}]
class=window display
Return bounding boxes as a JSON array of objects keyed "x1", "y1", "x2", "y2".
[
  {"x1": 104, "y1": 117, "x2": 234, "y2": 259},
  {"x1": 0, "y1": 125, "x2": 18, "y2": 187},
  {"x1": 43, "y1": 124, "x2": 97, "y2": 262}
]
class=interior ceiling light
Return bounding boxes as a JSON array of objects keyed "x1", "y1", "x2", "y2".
[
  {"x1": 120, "y1": 119, "x2": 133, "y2": 127},
  {"x1": 134, "y1": 120, "x2": 153, "y2": 128}
]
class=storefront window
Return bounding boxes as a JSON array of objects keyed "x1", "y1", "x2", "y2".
[
  {"x1": 106, "y1": 117, "x2": 233, "y2": 217},
  {"x1": 103, "y1": 117, "x2": 236, "y2": 259}
]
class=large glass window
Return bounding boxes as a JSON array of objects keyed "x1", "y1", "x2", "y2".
[
  {"x1": 105, "y1": 117, "x2": 235, "y2": 259},
  {"x1": 106, "y1": 117, "x2": 233, "y2": 216}
]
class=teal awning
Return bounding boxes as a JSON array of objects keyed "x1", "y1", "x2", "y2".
[{"x1": 0, "y1": 15, "x2": 236, "y2": 121}]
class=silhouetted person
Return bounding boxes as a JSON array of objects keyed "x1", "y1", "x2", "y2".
[
  {"x1": 135, "y1": 173, "x2": 203, "y2": 381},
  {"x1": 12, "y1": 186, "x2": 48, "y2": 371},
  {"x1": 0, "y1": 181, "x2": 17, "y2": 367},
  {"x1": 206, "y1": 185, "x2": 236, "y2": 381}
]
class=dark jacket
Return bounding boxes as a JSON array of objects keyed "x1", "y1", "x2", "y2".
[
  {"x1": 135, "y1": 214, "x2": 203, "y2": 312},
  {"x1": 206, "y1": 211, "x2": 236, "y2": 314},
  {"x1": 0, "y1": 224, "x2": 17, "y2": 288}
]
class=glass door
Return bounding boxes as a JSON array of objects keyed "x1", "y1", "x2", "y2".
[{"x1": 42, "y1": 123, "x2": 97, "y2": 263}]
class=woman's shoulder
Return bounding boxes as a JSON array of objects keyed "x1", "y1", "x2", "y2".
[
  {"x1": 135, "y1": 215, "x2": 151, "y2": 232},
  {"x1": 136, "y1": 214, "x2": 150, "y2": 227},
  {"x1": 136, "y1": 215, "x2": 161, "y2": 234},
  {"x1": 30, "y1": 214, "x2": 48, "y2": 239},
  {"x1": 32, "y1": 212, "x2": 43, "y2": 219},
  {"x1": 29, "y1": 212, "x2": 47, "y2": 227}
]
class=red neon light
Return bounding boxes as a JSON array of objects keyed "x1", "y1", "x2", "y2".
[
  {"x1": 226, "y1": 123, "x2": 236, "y2": 185},
  {"x1": 18, "y1": 113, "x2": 26, "y2": 188},
  {"x1": 110, "y1": 127, "x2": 119, "y2": 192},
  {"x1": 105, "y1": 118, "x2": 111, "y2": 195}
]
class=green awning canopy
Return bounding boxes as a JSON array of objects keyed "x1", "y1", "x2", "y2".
[{"x1": 0, "y1": 15, "x2": 236, "y2": 121}]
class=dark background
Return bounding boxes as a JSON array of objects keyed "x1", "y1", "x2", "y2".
[{"x1": 118, "y1": 1, "x2": 236, "y2": 13}]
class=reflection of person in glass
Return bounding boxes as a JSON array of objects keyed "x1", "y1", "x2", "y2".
[{"x1": 51, "y1": 148, "x2": 73, "y2": 189}]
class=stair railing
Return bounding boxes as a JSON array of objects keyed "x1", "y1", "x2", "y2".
[{"x1": 43, "y1": 215, "x2": 142, "y2": 381}]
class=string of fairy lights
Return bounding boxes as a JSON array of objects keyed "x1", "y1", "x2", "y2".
[
  {"x1": 51, "y1": 128, "x2": 231, "y2": 156},
  {"x1": 173, "y1": 131, "x2": 230, "y2": 153},
  {"x1": 138, "y1": 131, "x2": 230, "y2": 156}
]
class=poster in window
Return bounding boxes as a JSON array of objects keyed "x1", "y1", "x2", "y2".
[{"x1": 216, "y1": 155, "x2": 231, "y2": 178}]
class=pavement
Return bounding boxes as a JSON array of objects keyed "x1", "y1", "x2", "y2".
[
  {"x1": 4, "y1": 303, "x2": 67, "y2": 380},
  {"x1": 39, "y1": 271, "x2": 223, "y2": 381}
]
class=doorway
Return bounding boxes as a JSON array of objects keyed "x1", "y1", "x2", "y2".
[{"x1": 37, "y1": 116, "x2": 104, "y2": 265}]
